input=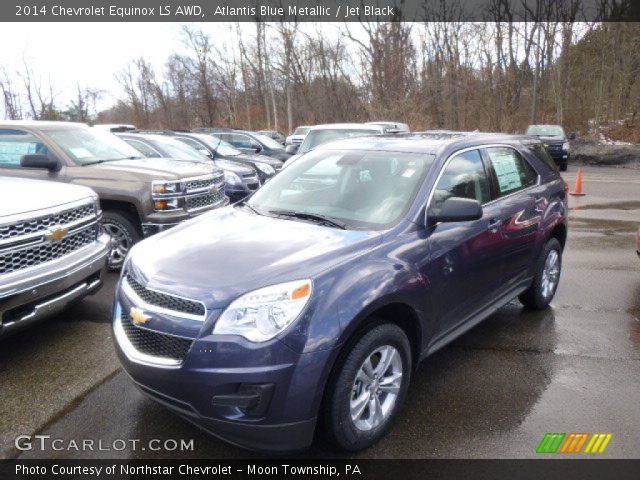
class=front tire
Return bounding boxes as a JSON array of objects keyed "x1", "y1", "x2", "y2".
[
  {"x1": 323, "y1": 323, "x2": 412, "y2": 451},
  {"x1": 519, "y1": 238, "x2": 562, "y2": 309},
  {"x1": 102, "y1": 210, "x2": 140, "y2": 271}
]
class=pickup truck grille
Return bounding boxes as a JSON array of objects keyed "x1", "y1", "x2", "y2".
[
  {"x1": 0, "y1": 225, "x2": 97, "y2": 275},
  {"x1": 0, "y1": 203, "x2": 95, "y2": 242},
  {"x1": 0, "y1": 201, "x2": 98, "y2": 275},
  {"x1": 184, "y1": 174, "x2": 224, "y2": 193},
  {"x1": 186, "y1": 189, "x2": 226, "y2": 212},
  {"x1": 121, "y1": 314, "x2": 193, "y2": 362},
  {"x1": 125, "y1": 274, "x2": 206, "y2": 317}
]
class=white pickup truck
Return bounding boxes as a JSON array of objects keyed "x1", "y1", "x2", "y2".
[{"x1": 0, "y1": 177, "x2": 110, "y2": 336}]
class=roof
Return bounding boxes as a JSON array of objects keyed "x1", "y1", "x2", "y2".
[
  {"x1": 0, "y1": 120, "x2": 87, "y2": 130},
  {"x1": 315, "y1": 132, "x2": 536, "y2": 154},
  {"x1": 308, "y1": 123, "x2": 385, "y2": 132}
]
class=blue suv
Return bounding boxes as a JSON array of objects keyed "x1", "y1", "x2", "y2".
[{"x1": 113, "y1": 134, "x2": 568, "y2": 452}]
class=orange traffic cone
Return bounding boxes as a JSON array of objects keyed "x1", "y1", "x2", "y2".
[{"x1": 570, "y1": 168, "x2": 586, "y2": 196}]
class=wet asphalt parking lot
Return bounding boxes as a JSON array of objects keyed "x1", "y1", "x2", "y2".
[{"x1": 1, "y1": 165, "x2": 639, "y2": 460}]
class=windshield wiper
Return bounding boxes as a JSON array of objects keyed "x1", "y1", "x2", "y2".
[
  {"x1": 81, "y1": 156, "x2": 140, "y2": 166},
  {"x1": 239, "y1": 201, "x2": 263, "y2": 216},
  {"x1": 267, "y1": 209, "x2": 347, "y2": 229}
]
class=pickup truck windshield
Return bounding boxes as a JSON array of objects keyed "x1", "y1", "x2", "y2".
[
  {"x1": 248, "y1": 148, "x2": 434, "y2": 230},
  {"x1": 47, "y1": 128, "x2": 142, "y2": 165},
  {"x1": 526, "y1": 125, "x2": 565, "y2": 137}
]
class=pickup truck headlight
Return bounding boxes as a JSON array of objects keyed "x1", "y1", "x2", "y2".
[
  {"x1": 213, "y1": 280, "x2": 312, "y2": 342},
  {"x1": 255, "y1": 163, "x2": 275, "y2": 176},
  {"x1": 562, "y1": 142, "x2": 570, "y2": 151},
  {"x1": 152, "y1": 181, "x2": 180, "y2": 195},
  {"x1": 224, "y1": 171, "x2": 241, "y2": 185}
]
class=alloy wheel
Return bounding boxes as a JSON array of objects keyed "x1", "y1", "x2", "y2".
[
  {"x1": 541, "y1": 249, "x2": 560, "y2": 299},
  {"x1": 103, "y1": 222, "x2": 132, "y2": 270},
  {"x1": 350, "y1": 345, "x2": 403, "y2": 431}
]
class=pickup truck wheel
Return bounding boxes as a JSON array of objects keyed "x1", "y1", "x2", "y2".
[
  {"x1": 519, "y1": 238, "x2": 562, "y2": 309},
  {"x1": 323, "y1": 323, "x2": 411, "y2": 451},
  {"x1": 102, "y1": 211, "x2": 140, "y2": 271}
]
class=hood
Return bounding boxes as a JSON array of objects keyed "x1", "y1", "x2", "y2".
[
  {"x1": 535, "y1": 136, "x2": 566, "y2": 144},
  {"x1": 214, "y1": 159, "x2": 255, "y2": 175},
  {"x1": 128, "y1": 206, "x2": 382, "y2": 308},
  {"x1": 239, "y1": 153, "x2": 284, "y2": 167},
  {"x1": 0, "y1": 177, "x2": 95, "y2": 218},
  {"x1": 91, "y1": 157, "x2": 218, "y2": 180}
]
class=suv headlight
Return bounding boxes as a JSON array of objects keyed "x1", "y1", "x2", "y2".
[
  {"x1": 255, "y1": 162, "x2": 275, "y2": 176},
  {"x1": 224, "y1": 171, "x2": 241, "y2": 185},
  {"x1": 213, "y1": 280, "x2": 312, "y2": 342},
  {"x1": 562, "y1": 142, "x2": 570, "y2": 151}
]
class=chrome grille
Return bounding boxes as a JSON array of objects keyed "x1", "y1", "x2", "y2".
[
  {"x1": 0, "y1": 226, "x2": 97, "y2": 275},
  {"x1": 0, "y1": 203, "x2": 95, "y2": 242},
  {"x1": 186, "y1": 189, "x2": 226, "y2": 211},
  {"x1": 121, "y1": 314, "x2": 193, "y2": 362},
  {"x1": 184, "y1": 175, "x2": 224, "y2": 192},
  {"x1": 125, "y1": 274, "x2": 206, "y2": 317}
]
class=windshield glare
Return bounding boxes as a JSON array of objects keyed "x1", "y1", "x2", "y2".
[
  {"x1": 152, "y1": 136, "x2": 207, "y2": 161},
  {"x1": 254, "y1": 133, "x2": 284, "y2": 149},
  {"x1": 299, "y1": 129, "x2": 380, "y2": 153},
  {"x1": 47, "y1": 128, "x2": 142, "y2": 164},
  {"x1": 248, "y1": 149, "x2": 434, "y2": 230},
  {"x1": 209, "y1": 136, "x2": 242, "y2": 156},
  {"x1": 526, "y1": 125, "x2": 565, "y2": 137}
]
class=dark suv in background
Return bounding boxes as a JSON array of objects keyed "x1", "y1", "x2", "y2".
[
  {"x1": 526, "y1": 124, "x2": 574, "y2": 171},
  {"x1": 113, "y1": 132, "x2": 567, "y2": 453},
  {"x1": 194, "y1": 128, "x2": 291, "y2": 162}
]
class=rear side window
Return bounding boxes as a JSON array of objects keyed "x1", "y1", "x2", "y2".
[
  {"x1": 431, "y1": 149, "x2": 491, "y2": 209},
  {"x1": 485, "y1": 147, "x2": 538, "y2": 197},
  {"x1": 529, "y1": 143, "x2": 558, "y2": 171},
  {"x1": 0, "y1": 129, "x2": 48, "y2": 167}
]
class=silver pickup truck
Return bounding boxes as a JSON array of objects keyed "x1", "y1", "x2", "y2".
[{"x1": 0, "y1": 177, "x2": 109, "y2": 336}]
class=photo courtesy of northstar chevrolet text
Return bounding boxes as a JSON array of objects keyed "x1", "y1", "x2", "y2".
[{"x1": 1, "y1": 0, "x2": 639, "y2": 478}]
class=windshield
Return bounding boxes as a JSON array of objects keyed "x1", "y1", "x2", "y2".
[
  {"x1": 299, "y1": 129, "x2": 380, "y2": 154},
  {"x1": 254, "y1": 133, "x2": 284, "y2": 150},
  {"x1": 47, "y1": 128, "x2": 142, "y2": 165},
  {"x1": 208, "y1": 136, "x2": 243, "y2": 156},
  {"x1": 247, "y1": 148, "x2": 434, "y2": 230},
  {"x1": 526, "y1": 125, "x2": 566, "y2": 138},
  {"x1": 293, "y1": 127, "x2": 311, "y2": 135},
  {"x1": 151, "y1": 136, "x2": 207, "y2": 161}
]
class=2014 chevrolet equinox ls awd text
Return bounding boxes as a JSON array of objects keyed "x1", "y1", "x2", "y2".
[{"x1": 113, "y1": 134, "x2": 568, "y2": 452}]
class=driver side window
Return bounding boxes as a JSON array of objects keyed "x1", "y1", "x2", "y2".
[
  {"x1": 0, "y1": 129, "x2": 48, "y2": 168},
  {"x1": 431, "y1": 149, "x2": 490, "y2": 210}
]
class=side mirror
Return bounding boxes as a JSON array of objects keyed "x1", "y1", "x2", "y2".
[
  {"x1": 569, "y1": 132, "x2": 576, "y2": 140},
  {"x1": 285, "y1": 144, "x2": 299, "y2": 155},
  {"x1": 428, "y1": 197, "x2": 482, "y2": 224},
  {"x1": 251, "y1": 143, "x2": 262, "y2": 153},
  {"x1": 21, "y1": 154, "x2": 61, "y2": 172},
  {"x1": 199, "y1": 149, "x2": 213, "y2": 159}
]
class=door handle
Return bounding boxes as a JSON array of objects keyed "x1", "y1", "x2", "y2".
[{"x1": 488, "y1": 219, "x2": 502, "y2": 232}]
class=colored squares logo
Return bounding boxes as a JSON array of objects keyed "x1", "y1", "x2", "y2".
[{"x1": 537, "y1": 433, "x2": 612, "y2": 454}]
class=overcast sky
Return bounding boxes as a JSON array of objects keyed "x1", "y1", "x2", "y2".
[{"x1": 0, "y1": 23, "x2": 241, "y2": 113}]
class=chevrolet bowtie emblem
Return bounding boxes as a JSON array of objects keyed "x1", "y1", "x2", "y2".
[
  {"x1": 130, "y1": 307, "x2": 151, "y2": 326},
  {"x1": 210, "y1": 184, "x2": 220, "y2": 194},
  {"x1": 45, "y1": 226, "x2": 68, "y2": 242}
]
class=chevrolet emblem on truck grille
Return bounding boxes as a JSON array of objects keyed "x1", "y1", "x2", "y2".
[
  {"x1": 130, "y1": 307, "x2": 151, "y2": 325},
  {"x1": 210, "y1": 184, "x2": 220, "y2": 194},
  {"x1": 45, "y1": 226, "x2": 69, "y2": 242}
]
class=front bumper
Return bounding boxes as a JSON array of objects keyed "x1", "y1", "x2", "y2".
[
  {"x1": 112, "y1": 287, "x2": 334, "y2": 452},
  {"x1": 0, "y1": 232, "x2": 110, "y2": 335},
  {"x1": 142, "y1": 197, "x2": 230, "y2": 237}
]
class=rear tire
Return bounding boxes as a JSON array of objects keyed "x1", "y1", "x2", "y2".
[
  {"x1": 519, "y1": 238, "x2": 562, "y2": 310},
  {"x1": 102, "y1": 210, "x2": 140, "y2": 271},
  {"x1": 323, "y1": 323, "x2": 412, "y2": 451}
]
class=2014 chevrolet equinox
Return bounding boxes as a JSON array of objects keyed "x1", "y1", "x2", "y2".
[{"x1": 113, "y1": 134, "x2": 568, "y2": 452}]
